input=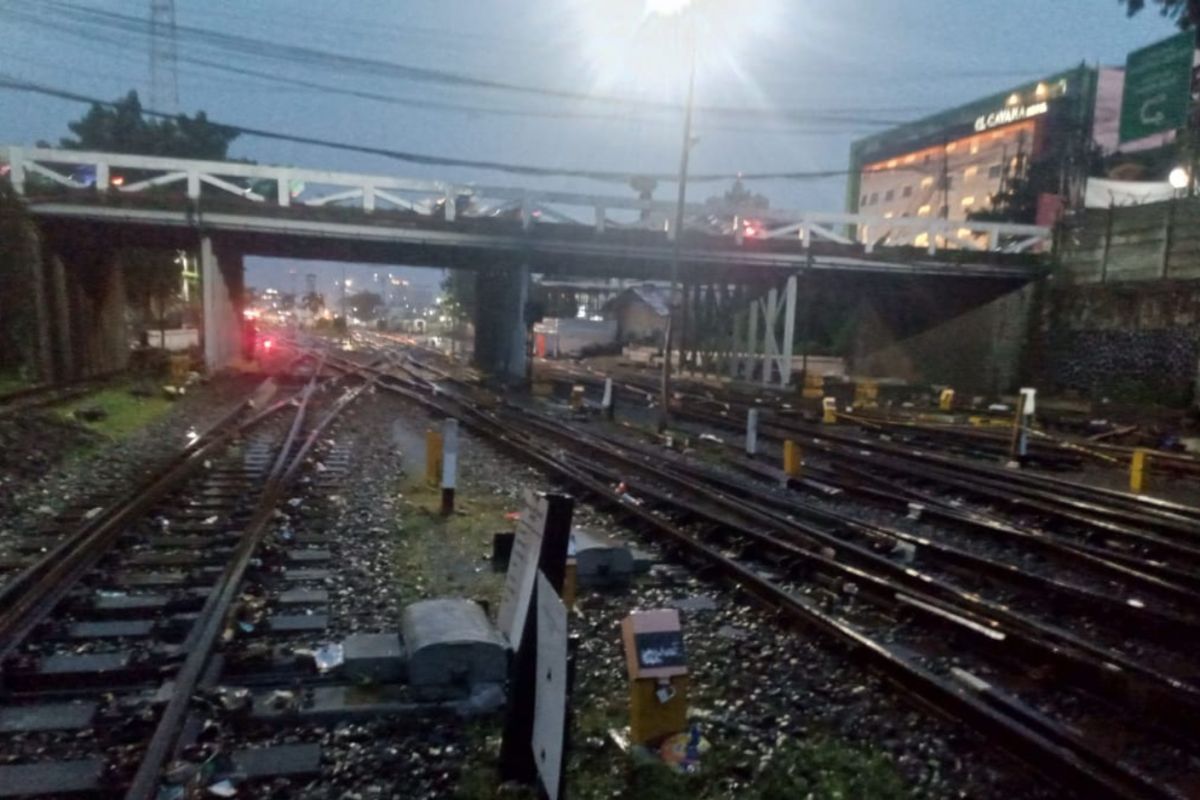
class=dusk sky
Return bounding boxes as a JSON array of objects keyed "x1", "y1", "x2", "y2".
[{"x1": 0, "y1": 1, "x2": 1178, "y2": 295}]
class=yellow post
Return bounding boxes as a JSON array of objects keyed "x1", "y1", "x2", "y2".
[
  {"x1": 562, "y1": 558, "x2": 578, "y2": 611},
  {"x1": 425, "y1": 429, "x2": 443, "y2": 488},
  {"x1": 570, "y1": 384, "x2": 586, "y2": 410},
  {"x1": 822, "y1": 397, "x2": 838, "y2": 424},
  {"x1": 939, "y1": 388, "x2": 955, "y2": 411},
  {"x1": 783, "y1": 440, "x2": 802, "y2": 478},
  {"x1": 1131, "y1": 448, "x2": 1148, "y2": 494}
]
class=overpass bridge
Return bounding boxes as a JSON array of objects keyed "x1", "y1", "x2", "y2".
[{"x1": 3, "y1": 146, "x2": 1052, "y2": 378}]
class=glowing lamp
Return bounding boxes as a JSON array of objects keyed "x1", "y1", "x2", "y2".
[{"x1": 646, "y1": 0, "x2": 692, "y2": 15}]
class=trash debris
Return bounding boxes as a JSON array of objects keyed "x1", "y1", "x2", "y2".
[
  {"x1": 716, "y1": 625, "x2": 750, "y2": 641},
  {"x1": 202, "y1": 515, "x2": 218, "y2": 526},
  {"x1": 83, "y1": 506, "x2": 104, "y2": 520},
  {"x1": 906, "y1": 502, "x2": 925, "y2": 521},
  {"x1": 212, "y1": 686, "x2": 251, "y2": 713},
  {"x1": 207, "y1": 779, "x2": 237, "y2": 797},
  {"x1": 672, "y1": 595, "x2": 718, "y2": 613},
  {"x1": 698, "y1": 433, "x2": 724, "y2": 444},
  {"x1": 659, "y1": 726, "x2": 709, "y2": 774},
  {"x1": 265, "y1": 689, "x2": 297, "y2": 711},
  {"x1": 892, "y1": 541, "x2": 917, "y2": 565}
]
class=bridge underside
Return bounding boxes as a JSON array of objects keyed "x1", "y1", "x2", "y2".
[
  {"x1": 29, "y1": 206, "x2": 1041, "y2": 380},
  {"x1": 28, "y1": 200, "x2": 1042, "y2": 284}
]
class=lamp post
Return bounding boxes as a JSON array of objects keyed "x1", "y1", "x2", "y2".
[{"x1": 651, "y1": 0, "x2": 697, "y2": 432}]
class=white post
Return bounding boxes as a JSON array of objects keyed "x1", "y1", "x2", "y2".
[
  {"x1": 363, "y1": 185, "x2": 376, "y2": 212},
  {"x1": 745, "y1": 408, "x2": 759, "y2": 456},
  {"x1": 96, "y1": 162, "x2": 110, "y2": 191},
  {"x1": 745, "y1": 300, "x2": 759, "y2": 382},
  {"x1": 595, "y1": 206, "x2": 606, "y2": 233},
  {"x1": 278, "y1": 177, "x2": 290, "y2": 207},
  {"x1": 187, "y1": 171, "x2": 201, "y2": 200},
  {"x1": 601, "y1": 378, "x2": 614, "y2": 420},
  {"x1": 781, "y1": 275, "x2": 797, "y2": 387},
  {"x1": 1018, "y1": 388, "x2": 1037, "y2": 459},
  {"x1": 520, "y1": 199, "x2": 533, "y2": 230},
  {"x1": 444, "y1": 191, "x2": 457, "y2": 221},
  {"x1": 762, "y1": 289, "x2": 779, "y2": 387},
  {"x1": 9, "y1": 147, "x2": 25, "y2": 194},
  {"x1": 441, "y1": 418, "x2": 458, "y2": 515}
]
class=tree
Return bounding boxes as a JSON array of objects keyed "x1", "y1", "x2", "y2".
[
  {"x1": 441, "y1": 269, "x2": 475, "y2": 323},
  {"x1": 345, "y1": 290, "x2": 384, "y2": 320},
  {"x1": 60, "y1": 90, "x2": 238, "y2": 159},
  {"x1": 58, "y1": 91, "x2": 239, "y2": 345},
  {"x1": 1121, "y1": 0, "x2": 1200, "y2": 26},
  {"x1": 301, "y1": 291, "x2": 325, "y2": 315}
]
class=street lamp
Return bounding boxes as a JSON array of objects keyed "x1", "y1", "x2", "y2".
[
  {"x1": 1169, "y1": 166, "x2": 1190, "y2": 191},
  {"x1": 650, "y1": 0, "x2": 697, "y2": 431},
  {"x1": 648, "y1": 0, "x2": 700, "y2": 431}
]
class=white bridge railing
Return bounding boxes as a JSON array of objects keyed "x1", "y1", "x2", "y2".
[{"x1": 1, "y1": 146, "x2": 1051, "y2": 256}]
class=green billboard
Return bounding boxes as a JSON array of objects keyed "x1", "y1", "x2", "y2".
[{"x1": 1119, "y1": 30, "x2": 1195, "y2": 143}]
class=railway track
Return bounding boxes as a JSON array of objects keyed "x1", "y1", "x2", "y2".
[
  {"x1": 0, "y1": 354, "x2": 379, "y2": 798},
  {"x1": 363, "y1": 344, "x2": 1200, "y2": 799}
]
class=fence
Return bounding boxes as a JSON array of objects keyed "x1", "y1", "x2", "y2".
[{"x1": 1060, "y1": 197, "x2": 1200, "y2": 283}]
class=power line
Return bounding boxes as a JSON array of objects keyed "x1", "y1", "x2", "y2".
[
  {"x1": 19, "y1": 1, "x2": 925, "y2": 124},
  {"x1": 0, "y1": 8, "x2": 909, "y2": 134},
  {"x1": 0, "y1": 75, "x2": 871, "y2": 184}
]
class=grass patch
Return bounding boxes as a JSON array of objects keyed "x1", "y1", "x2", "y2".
[
  {"x1": 0, "y1": 370, "x2": 33, "y2": 397},
  {"x1": 56, "y1": 383, "x2": 173, "y2": 441},
  {"x1": 392, "y1": 484, "x2": 514, "y2": 608},
  {"x1": 565, "y1": 731, "x2": 910, "y2": 800}
]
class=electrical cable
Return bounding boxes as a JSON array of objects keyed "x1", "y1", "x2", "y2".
[{"x1": 0, "y1": 75, "x2": 890, "y2": 183}]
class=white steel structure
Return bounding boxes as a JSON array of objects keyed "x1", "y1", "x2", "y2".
[{"x1": 3, "y1": 147, "x2": 1052, "y2": 259}]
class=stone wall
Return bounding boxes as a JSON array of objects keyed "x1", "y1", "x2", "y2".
[{"x1": 1032, "y1": 280, "x2": 1200, "y2": 406}]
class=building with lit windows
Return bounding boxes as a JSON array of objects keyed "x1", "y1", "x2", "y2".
[{"x1": 847, "y1": 65, "x2": 1099, "y2": 247}]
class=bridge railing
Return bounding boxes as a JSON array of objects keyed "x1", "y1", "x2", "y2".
[{"x1": 1, "y1": 146, "x2": 1050, "y2": 256}]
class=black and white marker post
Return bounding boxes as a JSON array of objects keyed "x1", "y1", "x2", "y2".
[{"x1": 440, "y1": 418, "x2": 458, "y2": 515}]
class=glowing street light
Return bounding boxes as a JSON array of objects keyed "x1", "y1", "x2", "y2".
[
  {"x1": 646, "y1": 0, "x2": 692, "y2": 15},
  {"x1": 1169, "y1": 166, "x2": 1190, "y2": 191}
]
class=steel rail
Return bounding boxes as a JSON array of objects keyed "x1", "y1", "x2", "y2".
[
  {"x1": 542, "y1": 362, "x2": 1200, "y2": 530},
  {"x1": 0, "y1": 388, "x2": 302, "y2": 666},
  {"x1": 674, "y1": 404, "x2": 1200, "y2": 563},
  {"x1": 584, "y1": 420, "x2": 1200, "y2": 645},
  {"x1": 368, "y1": 369, "x2": 1180, "y2": 800},
  {"x1": 124, "y1": 369, "x2": 375, "y2": 800},
  {"x1": 507, "y1": 410, "x2": 1200, "y2": 739}
]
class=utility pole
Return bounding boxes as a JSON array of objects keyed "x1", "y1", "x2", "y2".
[
  {"x1": 659, "y1": 15, "x2": 697, "y2": 431},
  {"x1": 149, "y1": 0, "x2": 179, "y2": 111},
  {"x1": 940, "y1": 133, "x2": 950, "y2": 219}
]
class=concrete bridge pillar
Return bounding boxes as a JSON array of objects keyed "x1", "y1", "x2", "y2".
[
  {"x1": 200, "y1": 236, "x2": 244, "y2": 372},
  {"x1": 472, "y1": 263, "x2": 529, "y2": 384},
  {"x1": 45, "y1": 240, "x2": 129, "y2": 379}
]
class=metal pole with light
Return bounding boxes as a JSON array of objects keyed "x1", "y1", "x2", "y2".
[{"x1": 654, "y1": 0, "x2": 697, "y2": 431}]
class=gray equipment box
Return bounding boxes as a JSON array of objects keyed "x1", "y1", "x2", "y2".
[
  {"x1": 573, "y1": 529, "x2": 634, "y2": 588},
  {"x1": 401, "y1": 598, "x2": 508, "y2": 700}
]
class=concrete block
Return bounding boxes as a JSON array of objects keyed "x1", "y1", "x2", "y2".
[
  {"x1": 402, "y1": 598, "x2": 507, "y2": 700},
  {"x1": 572, "y1": 529, "x2": 634, "y2": 588},
  {"x1": 342, "y1": 632, "x2": 406, "y2": 684}
]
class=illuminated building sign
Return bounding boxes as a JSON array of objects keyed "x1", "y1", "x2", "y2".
[{"x1": 974, "y1": 101, "x2": 1049, "y2": 132}]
